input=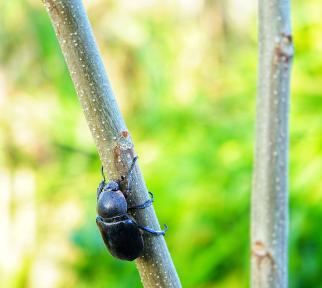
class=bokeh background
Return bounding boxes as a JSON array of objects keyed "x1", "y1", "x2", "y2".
[{"x1": 0, "y1": 0, "x2": 321, "y2": 287}]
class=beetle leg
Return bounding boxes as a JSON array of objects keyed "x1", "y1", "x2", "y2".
[
  {"x1": 128, "y1": 192, "x2": 154, "y2": 210},
  {"x1": 123, "y1": 156, "x2": 138, "y2": 194},
  {"x1": 97, "y1": 180, "x2": 106, "y2": 199},
  {"x1": 137, "y1": 224, "x2": 168, "y2": 236},
  {"x1": 101, "y1": 165, "x2": 106, "y2": 182},
  {"x1": 127, "y1": 156, "x2": 138, "y2": 179},
  {"x1": 97, "y1": 165, "x2": 107, "y2": 199}
]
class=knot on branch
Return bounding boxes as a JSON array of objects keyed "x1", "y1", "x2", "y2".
[
  {"x1": 113, "y1": 130, "x2": 135, "y2": 178},
  {"x1": 274, "y1": 32, "x2": 294, "y2": 63},
  {"x1": 252, "y1": 240, "x2": 276, "y2": 270}
]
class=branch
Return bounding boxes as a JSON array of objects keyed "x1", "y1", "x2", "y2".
[
  {"x1": 251, "y1": 0, "x2": 293, "y2": 287},
  {"x1": 42, "y1": 1, "x2": 181, "y2": 287}
]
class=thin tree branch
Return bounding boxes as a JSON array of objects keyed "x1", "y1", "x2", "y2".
[
  {"x1": 251, "y1": 0, "x2": 293, "y2": 287},
  {"x1": 42, "y1": 1, "x2": 181, "y2": 287}
]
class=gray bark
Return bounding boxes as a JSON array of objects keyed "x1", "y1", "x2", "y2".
[
  {"x1": 251, "y1": 0, "x2": 293, "y2": 287},
  {"x1": 42, "y1": 1, "x2": 181, "y2": 287}
]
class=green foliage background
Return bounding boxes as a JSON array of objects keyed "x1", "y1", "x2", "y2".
[{"x1": 0, "y1": 0, "x2": 321, "y2": 287}]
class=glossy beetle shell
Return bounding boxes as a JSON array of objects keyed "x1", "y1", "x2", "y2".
[
  {"x1": 96, "y1": 215, "x2": 144, "y2": 261},
  {"x1": 97, "y1": 190, "x2": 127, "y2": 218}
]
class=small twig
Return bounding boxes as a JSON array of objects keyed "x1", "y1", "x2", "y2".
[{"x1": 42, "y1": 1, "x2": 181, "y2": 287}]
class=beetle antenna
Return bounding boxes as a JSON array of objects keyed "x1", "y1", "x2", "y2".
[{"x1": 101, "y1": 165, "x2": 106, "y2": 182}]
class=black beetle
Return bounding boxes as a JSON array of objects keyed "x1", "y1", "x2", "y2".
[{"x1": 96, "y1": 156, "x2": 168, "y2": 261}]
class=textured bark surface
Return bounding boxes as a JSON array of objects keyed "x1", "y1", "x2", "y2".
[
  {"x1": 42, "y1": 1, "x2": 181, "y2": 287},
  {"x1": 251, "y1": 0, "x2": 293, "y2": 287}
]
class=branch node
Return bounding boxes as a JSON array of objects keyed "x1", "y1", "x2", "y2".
[
  {"x1": 274, "y1": 32, "x2": 294, "y2": 63},
  {"x1": 252, "y1": 240, "x2": 276, "y2": 269}
]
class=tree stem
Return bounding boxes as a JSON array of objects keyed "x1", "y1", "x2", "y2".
[
  {"x1": 251, "y1": 0, "x2": 293, "y2": 287},
  {"x1": 42, "y1": 1, "x2": 181, "y2": 287}
]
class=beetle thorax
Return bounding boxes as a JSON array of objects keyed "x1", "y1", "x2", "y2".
[{"x1": 97, "y1": 190, "x2": 127, "y2": 218}]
